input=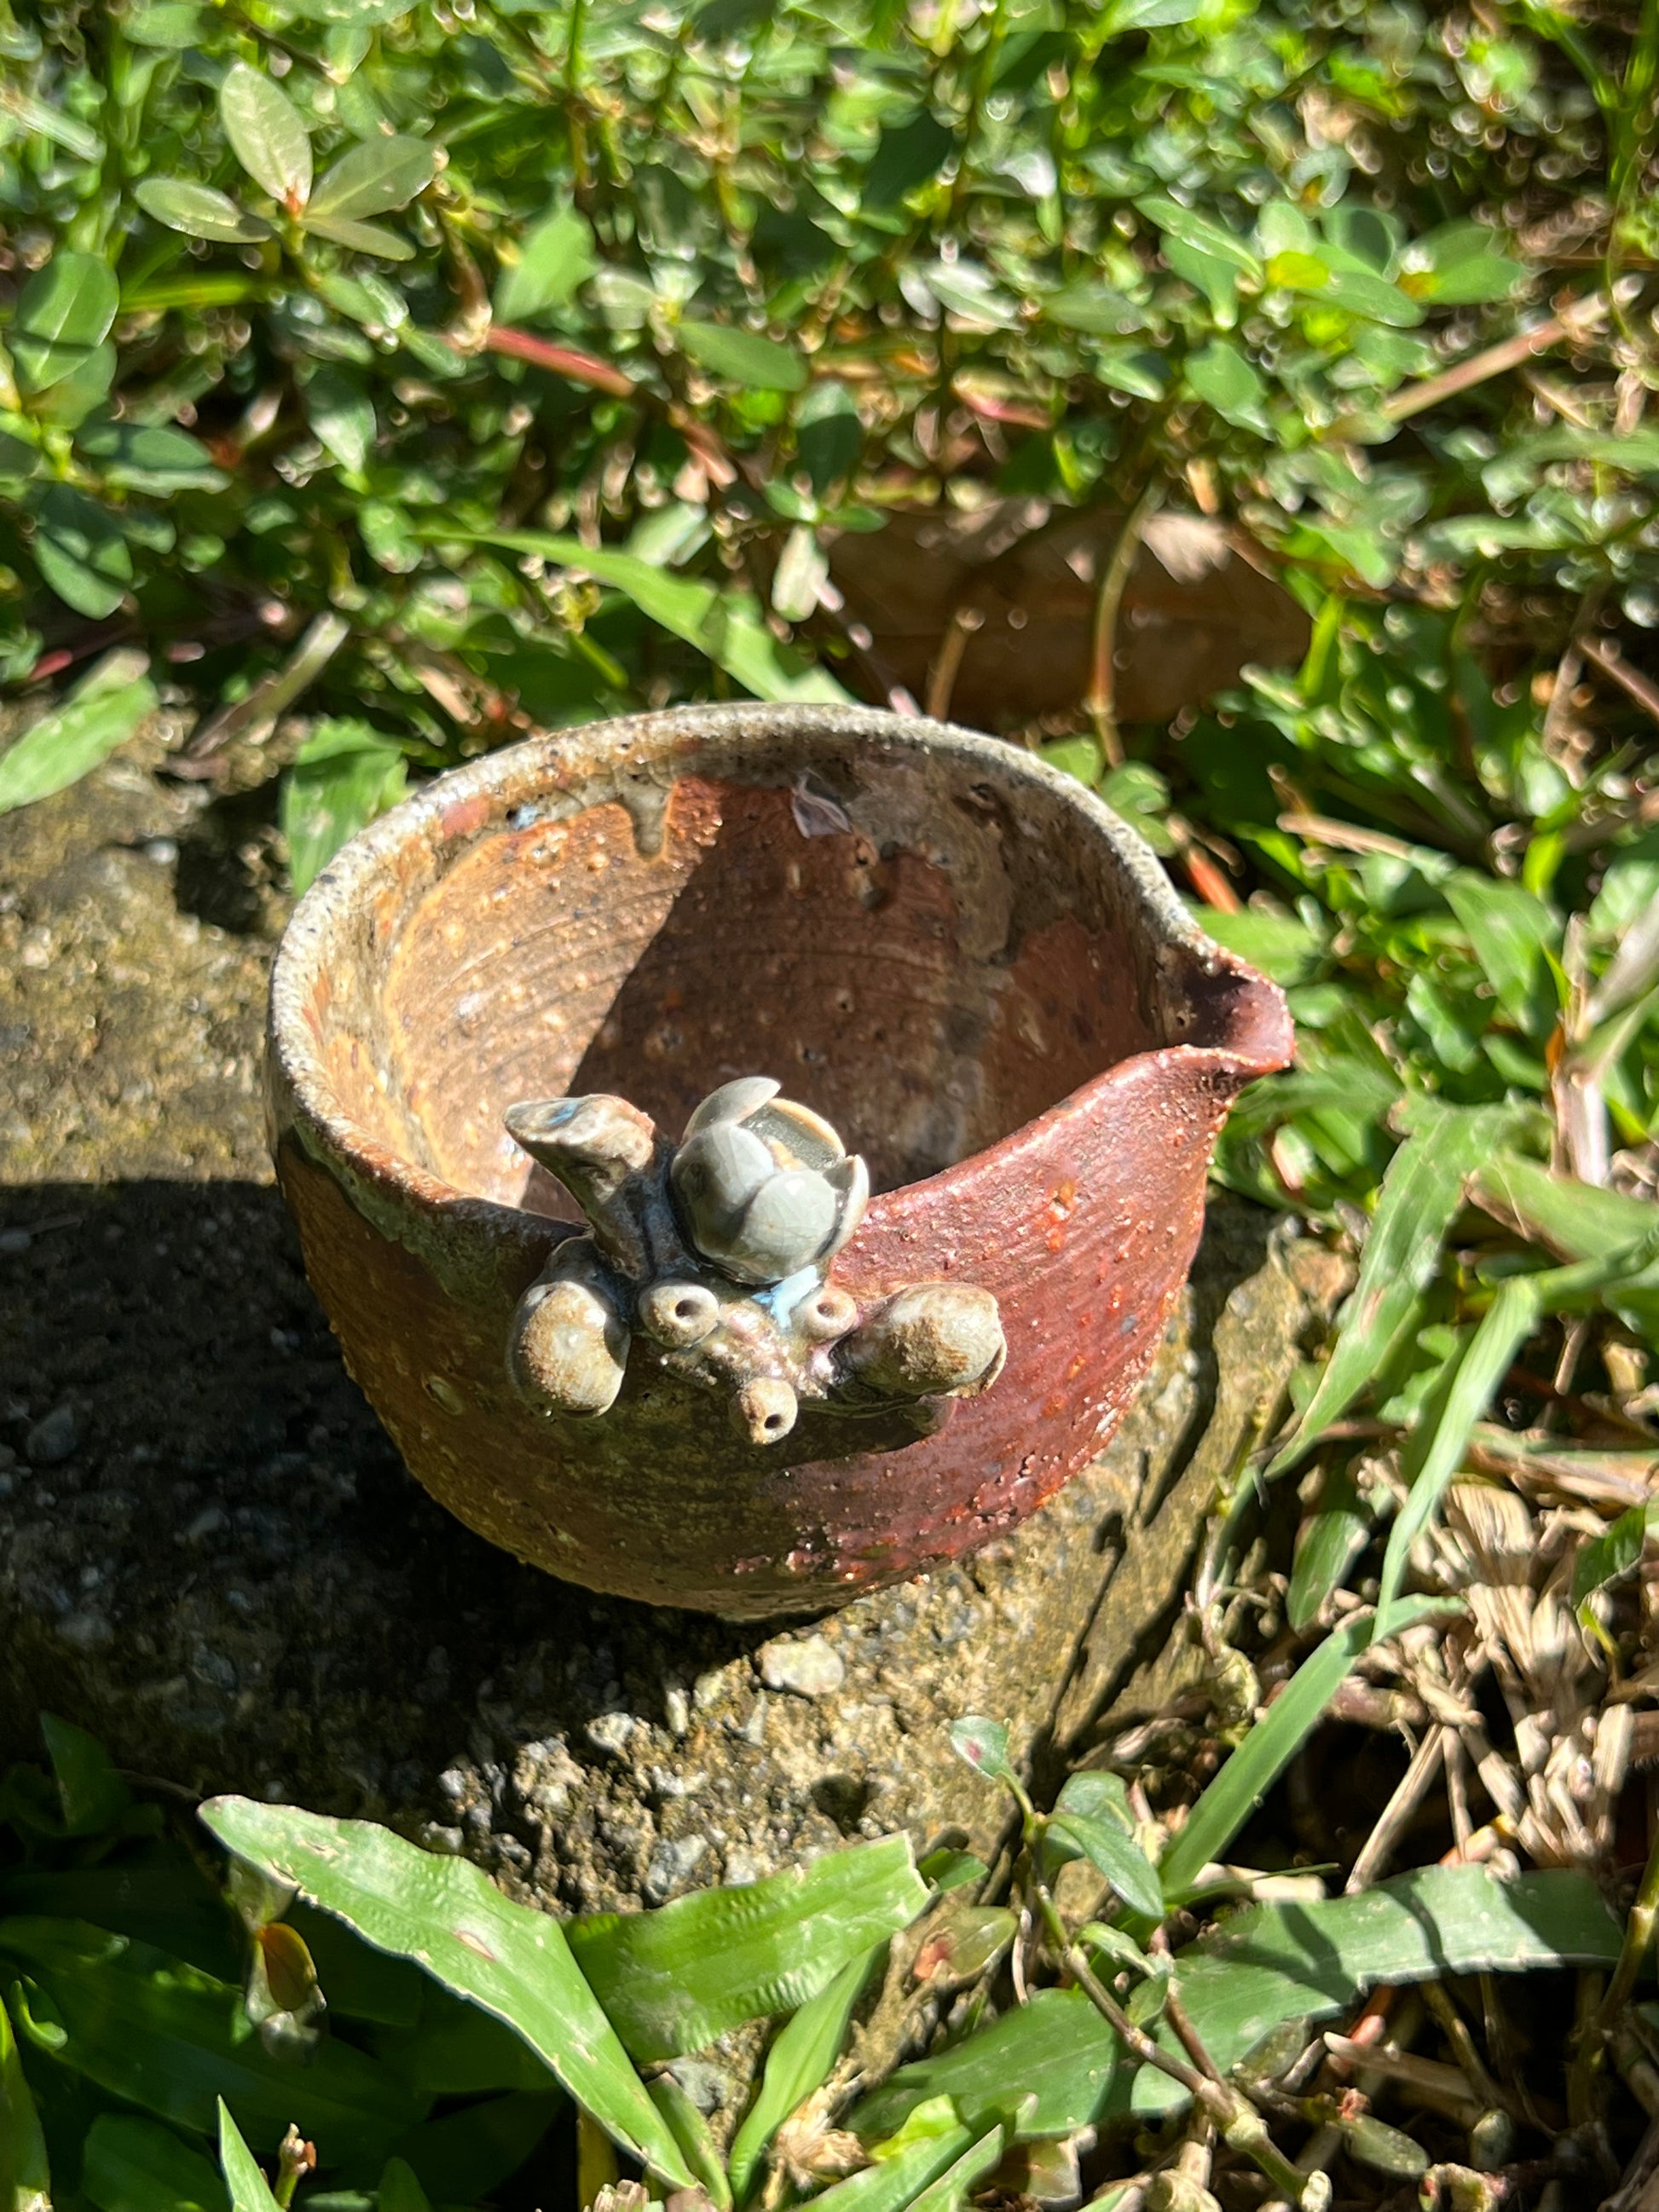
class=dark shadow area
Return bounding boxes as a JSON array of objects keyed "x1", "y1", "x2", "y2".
[
  {"x1": 1025, "y1": 1197, "x2": 1282, "y2": 1804},
  {"x1": 0, "y1": 1178, "x2": 770, "y2": 1845},
  {"x1": 169, "y1": 777, "x2": 286, "y2": 939}
]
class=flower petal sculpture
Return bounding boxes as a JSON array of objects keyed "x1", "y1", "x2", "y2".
[{"x1": 506, "y1": 1078, "x2": 1003, "y2": 1448}]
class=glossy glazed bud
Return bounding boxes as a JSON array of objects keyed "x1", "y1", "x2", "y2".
[
  {"x1": 670, "y1": 1078, "x2": 870, "y2": 1286},
  {"x1": 511, "y1": 1274, "x2": 629, "y2": 1417}
]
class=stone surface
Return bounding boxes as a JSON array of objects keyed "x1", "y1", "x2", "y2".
[{"x1": 0, "y1": 742, "x2": 1327, "y2": 2027}]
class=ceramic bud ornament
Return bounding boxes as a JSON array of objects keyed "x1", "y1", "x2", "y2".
[{"x1": 506, "y1": 1078, "x2": 1003, "y2": 1447}]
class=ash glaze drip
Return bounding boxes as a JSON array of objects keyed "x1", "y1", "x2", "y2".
[{"x1": 505, "y1": 1077, "x2": 1006, "y2": 1447}]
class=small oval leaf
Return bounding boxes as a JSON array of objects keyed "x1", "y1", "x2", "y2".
[
  {"x1": 219, "y1": 62, "x2": 312, "y2": 207},
  {"x1": 134, "y1": 180, "x2": 272, "y2": 245},
  {"x1": 678, "y1": 319, "x2": 806, "y2": 391},
  {"x1": 308, "y1": 135, "x2": 435, "y2": 222}
]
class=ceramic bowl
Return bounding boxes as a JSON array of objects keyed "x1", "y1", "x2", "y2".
[{"x1": 266, "y1": 704, "x2": 1290, "y2": 1617}]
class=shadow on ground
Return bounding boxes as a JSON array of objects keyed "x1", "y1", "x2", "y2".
[{"x1": 0, "y1": 1178, "x2": 761, "y2": 1831}]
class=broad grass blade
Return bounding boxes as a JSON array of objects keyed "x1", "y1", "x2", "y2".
[
  {"x1": 1377, "y1": 1275, "x2": 1540, "y2": 1617},
  {"x1": 199, "y1": 1799, "x2": 691, "y2": 2187},
  {"x1": 852, "y1": 1868, "x2": 1618, "y2": 2142},
  {"x1": 1159, "y1": 1598, "x2": 1454, "y2": 1903},
  {"x1": 1269, "y1": 1100, "x2": 1518, "y2": 1474},
  {"x1": 568, "y1": 1835, "x2": 927, "y2": 2063},
  {"x1": 727, "y1": 1949, "x2": 878, "y2": 2206},
  {"x1": 216, "y1": 2105, "x2": 280, "y2": 2212},
  {"x1": 0, "y1": 1990, "x2": 48, "y2": 2212}
]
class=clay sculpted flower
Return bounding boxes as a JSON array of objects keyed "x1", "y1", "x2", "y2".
[{"x1": 668, "y1": 1077, "x2": 870, "y2": 1287}]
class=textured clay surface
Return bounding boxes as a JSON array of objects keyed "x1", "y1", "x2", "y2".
[{"x1": 270, "y1": 707, "x2": 1291, "y2": 1614}]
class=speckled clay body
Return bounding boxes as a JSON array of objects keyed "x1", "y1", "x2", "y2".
[{"x1": 265, "y1": 704, "x2": 1291, "y2": 1618}]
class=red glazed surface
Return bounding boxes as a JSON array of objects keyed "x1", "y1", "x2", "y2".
[{"x1": 266, "y1": 705, "x2": 1291, "y2": 1617}]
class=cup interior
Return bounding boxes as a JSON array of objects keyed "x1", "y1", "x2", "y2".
[{"x1": 281, "y1": 710, "x2": 1211, "y2": 1216}]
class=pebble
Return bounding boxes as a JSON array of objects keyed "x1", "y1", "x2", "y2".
[
  {"x1": 26, "y1": 1405, "x2": 78, "y2": 1466},
  {"x1": 758, "y1": 1633, "x2": 845, "y2": 1699},
  {"x1": 644, "y1": 1834, "x2": 708, "y2": 1903},
  {"x1": 586, "y1": 1711, "x2": 635, "y2": 1755},
  {"x1": 59, "y1": 1610, "x2": 113, "y2": 1652}
]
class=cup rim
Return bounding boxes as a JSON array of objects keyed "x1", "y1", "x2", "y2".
[{"x1": 269, "y1": 702, "x2": 1290, "y2": 1225}]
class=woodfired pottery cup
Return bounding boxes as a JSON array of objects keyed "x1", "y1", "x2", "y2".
[{"x1": 265, "y1": 703, "x2": 1292, "y2": 1618}]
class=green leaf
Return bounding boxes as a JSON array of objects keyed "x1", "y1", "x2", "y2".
[
  {"x1": 1101, "y1": 0, "x2": 1201, "y2": 27},
  {"x1": 727, "y1": 1949, "x2": 877, "y2": 2207},
  {"x1": 216, "y1": 2105, "x2": 279, "y2": 2212},
  {"x1": 647, "y1": 2075, "x2": 730, "y2": 2208},
  {"x1": 40, "y1": 1714, "x2": 130, "y2": 1838},
  {"x1": 1573, "y1": 1503, "x2": 1658, "y2": 1613},
  {"x1": 1287, "y1": 1462, "x2": 1372, "y2": 1629},
  {"x1": 1269, "y1": 1100, "x2": 1521, "y2": 1472},
  {"x1": 1472, "y1": 1154, "x2": 1659, "y2": 1337},
  {"x1": 442, "y1": 532, "x2": 849, "y2": 703},
  {"x1": 677, "y1": 321, "x2": 806, "y2": 392},
  {"x1": 811, "y1": 2104, "x2": 974, "y2": 2212},
  {"x1": 1160, "y1": 236, "x2": 1240, "y2": 321},
  {"x1": 12, "y1": 252, "x2": 118, "y2": 358},
  {"x1": 1158, "y1": 1602, "x2": 1448, "y2": 1902},
  {"x1": 376, "y1": 2157, "x2": 431, "y2": 2212},
  {"x1": 946, "y1": 1717, "x2": 1014, "y2": 1787},
  {"x1": 0, "y1": 1919, "x2": 420, "y2": 2153},
  {"x1": 1186, "y1": 340, "x2": 1270, "y2": 431},
  {"x1": 0, "y1": 652, "x2": 155, "y2": 815},
  {"x1": 26, "y1": 343, "x2": 117, "y2": 429},
  {"x1": 32, "y1": 485, "x2": 134, "y2": 618},
  {"x1": 1045, "y1": 1814, "x2": 1162, "y2": 1918},
  {"x1": 1321, "y1": 268, "x2": 1424, "y2": 326},
  {"x1": 1043, "y1": 1783, "x2": 1162, "y2": 1921},
  {"x1": 84, "y1": 2117, "x2": 228, "y2": 2212},
  {"x1": 305, "y1": 365, "x2": 375, "y2": 471},
  {"x1": 795, "y1": 380, "x2": 863, "y2": 494},
  {"x1": 853, "y1": 1868, "x2": 1620, "y2": 2141},
  {"x1": 280, "y1": 719, "x2": 407, "y2": 895},
  {"x1": 1444, "y1": 871, "x2": 1559, "y2": 1035},
  {"x1": 1136, "y1": 197, "x2": 1263, "y2": 279},
  {"x1": 375, "y1": 1979, "x2": 551, "y2": 2085},
  {"x1": 308, "y1": 136, "x2": 435, "y2": 222},
  {"x1": 0, "y1": 1990, "x2": 49, "y2": 2212},
  {"x1": 78, "y1": 420, "x2": 227, "y2": 493},
  {"x1": 567, "y1": 1835, "x2": 928, "y2": 2064},
  {"x1": 916, "y1": 1850, "x2": 987, "y2": 1896},
  {"x1": 494, "y1": 205, "x2": 598, "y2": 324},
  {"x1": 299, "y1": 215, "x2": 415, "y2": 259},
  {"x1": 905, "y1": 2127, "x2": 1004, "y2": 2212},
  {"x1": 133, "y1": 182, "x2": 271, "y2": 245},
  {"x1": 197, "y1": 1798, "x2": 692, "y2": 2187},
  {"x1": 12, "y1": 252, "x2": 118, "y2": 399},
  {"x1": 1132, "y1": 1865, "x2": 1622, "y2": 2118},
  {"x1": 124, "y1": 4, "x2": 212, "y2": 45},
  {"x1": 218, "y1": 64, "x2": 312, "y2": 208},
  {"x1": 1377, "y1": 1275, "x2": 1540, "y2": 1618}
]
